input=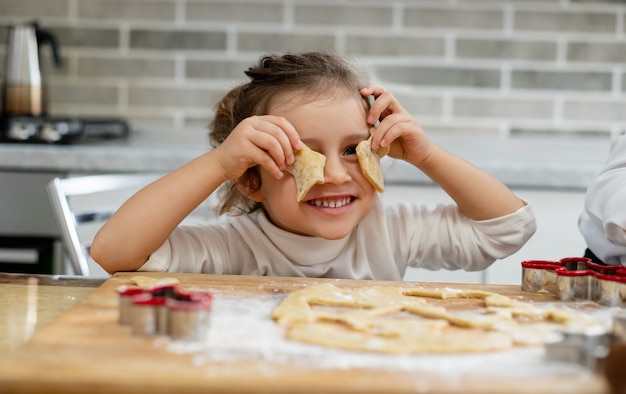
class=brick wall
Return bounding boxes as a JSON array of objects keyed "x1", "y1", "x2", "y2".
[{"x1": 1, "y1": 0, "x2": 625, "y2": 142}]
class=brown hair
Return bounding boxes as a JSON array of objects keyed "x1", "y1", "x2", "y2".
[{"x1": 209, "y1": 51, "x2": 368, "y2": 216}]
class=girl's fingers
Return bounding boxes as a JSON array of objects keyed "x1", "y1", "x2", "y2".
[
  {"x1": 360, "y1": 84, "x2": 386, "y2": 98},
  {"x1": 370, "y1": 113, "x2": 416, "y2": 151},
  {"x1": 361, "y1": 85, "x2": 398, "y2": 125},
  {"x1": 252, "y1": 123, "x2": 294, "y2": 170},
  {"x1": 369, "y1": 113, "x2": 403, "y2": 148},
  {"x1": 252, "y1": 150, "x2": 284, "y2": 179},
  {"x1": 362, "y1": 84, "x2": 429, "y2": 163},
  {"x1": 261, "y1": 115, "x2": 302, "y2": 163},
  {"x1": 365, "y1": 94, "x2": 394, "y2": 125},
  {"x1": 242, "y1": 115, "x2": 301, "y2": 169},
  {"x1": 237, "y1": 131, "x2": 289, "y2": 179},
  {"x1": 219, "y1": 117, "x2": 293, "y2": 179}
]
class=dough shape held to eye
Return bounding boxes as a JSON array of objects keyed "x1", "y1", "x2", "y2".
[{"x1": 285, "y1": 136, "x2": 389, "y2": 202}]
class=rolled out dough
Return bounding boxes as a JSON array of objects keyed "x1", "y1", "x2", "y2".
[{"x1": 271, "y1": 283, "x2": 597, "y2": 354}]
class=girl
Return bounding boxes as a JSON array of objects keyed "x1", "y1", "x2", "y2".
[{"x1": 91, "y1": 52, "x2": 536, "y2": 280}]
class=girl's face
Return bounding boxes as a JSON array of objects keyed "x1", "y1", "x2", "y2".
[{"x1": 253, "y1": 92, "x2": 377, "y2": 240}]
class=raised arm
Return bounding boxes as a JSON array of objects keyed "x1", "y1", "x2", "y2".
[
  {"x1": 361, "y1": 84, "x2": 525, "y2": 220},
  {"x1": 90, "y1": 115, "x2": 301, "y2": 274},
  {"x1": 90, "y1": 152, "x2": 227, "y2": 274}
]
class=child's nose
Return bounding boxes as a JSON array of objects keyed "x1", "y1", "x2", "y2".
[{"x1": 323, "y1": 156, "x2": 351, "y2": 184}]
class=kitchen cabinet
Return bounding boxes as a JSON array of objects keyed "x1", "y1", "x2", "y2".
[
  {"x1": 0, "y1": 171, "x2": 62, "y2": 236},
  {"x1": 0, "y1": 171, "x2": 64, "y2": 274}
]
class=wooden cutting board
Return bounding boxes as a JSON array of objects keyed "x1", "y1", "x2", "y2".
[{"x1": 0, "y1": 273, "x2": 609, "y2": 394}]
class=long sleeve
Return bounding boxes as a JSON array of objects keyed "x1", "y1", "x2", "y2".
[
  {"x1": 579, "y1": 134, "x2": 626, "y2": 266},
  {"x1": 386, "y1": 198, "x2": 536, "y2": 272}
]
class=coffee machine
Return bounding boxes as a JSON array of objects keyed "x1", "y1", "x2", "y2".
[{"x1": 1, "y1": 21, "x2": 129, "y2": 144}]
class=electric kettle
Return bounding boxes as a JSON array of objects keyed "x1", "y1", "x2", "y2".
[{"x1": 2, "y1": 22, "x2": 61, "y2": 117}]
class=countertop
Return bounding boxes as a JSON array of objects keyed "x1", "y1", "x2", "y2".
[
  {"x1": 0, "y1": 133, "x2": 209, "y2": 174},
  {"x1": 0, "y1": 272, "x2": 610, "y2": 393},
  {"x1": 0, "y1": 132, "x2": 614, "y2": 189}
]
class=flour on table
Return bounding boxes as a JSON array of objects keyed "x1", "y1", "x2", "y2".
[{"x1": 163, "y1": 285, "x2": 611, "y2": 382}]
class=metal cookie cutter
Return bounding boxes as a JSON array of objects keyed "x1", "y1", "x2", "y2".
[
  {"x1": 556, "y1": 266, "x2": 595, "y2": 302},
  {"x1": 167, "y1": 291, "x2": 212, "y2": 342},
  {"x1": 521, "y1": 259, "x2": 560, "y2": 295},
  {"x1": 559, "y1": 257, "x2": 623, "y2": 303},
  {"x1": 556, "y1": 257, "x2": 599, "y2": 301},
  {"x1": 116, "y1": 283, "x2": 177, "y2": 331},
  {"x1": 130, "y1": 291, "x2": 169, "y2": 337},
  {"x1": 557, "y1": 257, "x2": 626, "y2": 306},
  {"x1": 544, "y1": 329, "x2": 614, "y2": 372},
  {"x1": 545, "y1": 311, "x2": 626, "y2": 373},
  {"x1": 594, "y1": 272, "x2": 626, "y2": 308},
  {"x1": 116, "y1": 286, "x2": 146, "y2": 325},
  {"x1": 521, "y1": 257, "x2": 626, "y2": 307},
  {"x1": 116, "y1": 283, "x2": 212, "y2": 342}
]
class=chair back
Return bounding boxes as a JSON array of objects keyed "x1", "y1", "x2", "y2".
[{"x1": 46, "y1": 173, "x2": 172, "y2": 276}]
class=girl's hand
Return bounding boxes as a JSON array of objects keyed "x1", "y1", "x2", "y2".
[
  {"x1": 360, "y1": 84, "x2": 432, "y2": 167},
  {"x1": 213, "y1": 115, "x2": 302, "y2": 180}
]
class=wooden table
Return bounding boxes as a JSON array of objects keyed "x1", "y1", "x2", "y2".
[
  {"x1": 0, "y1": 273, "x2": 105, "y2": 356},
  {"x1": 0, "y1": 272, "x2": 609, "y2": 393}
]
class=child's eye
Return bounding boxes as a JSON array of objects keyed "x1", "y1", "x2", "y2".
[{"x1": 343, "y1": 145, "x2": 358, "y2": 156}]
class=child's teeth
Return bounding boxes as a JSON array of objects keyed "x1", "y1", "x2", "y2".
[{"x1": 312, "y1": 198, "x2": 350, "y2": 208}]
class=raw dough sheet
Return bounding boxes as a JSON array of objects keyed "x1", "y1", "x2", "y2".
[{"x1": 164, "y1": 286, "x2": 613, "y2": 380}]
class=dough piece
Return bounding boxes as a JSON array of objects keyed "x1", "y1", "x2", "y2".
[
  {"x1": 289, "y1": 319, "x2": 512, "y2": 354},
  {"x1": 403, "y1": 287, "x2": 493, "y2": 300},
  {"x1": 285, "y1": 144, "x2": 326, "y2": 202},
  {"x1": 272, "y1": 283, "x2": 598, "y2": 354},
  {"x1": 129, "y1": 275, "x2": 179, "y2": 289},
  {"x1": 356, "y1": 135, "x2": 390, "y2": 192}
]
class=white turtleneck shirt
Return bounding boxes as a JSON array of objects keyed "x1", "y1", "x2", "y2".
[{"x1": 139, "y1": 196, "x2": 536, "y2": 280}]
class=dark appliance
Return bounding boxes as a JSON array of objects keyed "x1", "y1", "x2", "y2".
[{"x1": 0, "y1": 115, "x2": 130, "y2": 144}]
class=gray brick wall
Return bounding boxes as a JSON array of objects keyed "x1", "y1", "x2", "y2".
[{"x1": 1, "y1": 0, "x2": 625, "y2": 140}]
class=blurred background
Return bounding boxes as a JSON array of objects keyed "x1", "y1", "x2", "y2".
[
  {"x1": 0, "y1": 0, "x2": 622, "y2": 281},
  {"x1": 2, "y1": 0, "x2": 626, "y2": 141}
]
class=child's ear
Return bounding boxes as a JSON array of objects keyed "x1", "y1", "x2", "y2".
[{"x1": 235, "y1": 173, "x2": 264, "y2": 202}]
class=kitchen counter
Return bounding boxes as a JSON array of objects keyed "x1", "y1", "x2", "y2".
[
  {"x1": 0, "y1": 272, "x2": 611, "y2": 393},
  {"x1": 0, "y1": 133, "x2": 209, "y2": 174},
  {"x1": 0, "y1": 132, "x2": 614, "y2": 189},
  {"x1": 384, "y1": 134, "x2": 613, "y2": 190}
]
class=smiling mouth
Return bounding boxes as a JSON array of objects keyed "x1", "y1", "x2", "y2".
[{"x1": 307, "y1": 197, "x2": 354, "y2": 208}]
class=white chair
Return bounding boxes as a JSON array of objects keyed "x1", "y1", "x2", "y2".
[
  {"x1": 47, "y1": 173, "x2": 217, "y2": 277},
  {"x1": 46, "y1": 173, "x2": 164, "y2": 277}
]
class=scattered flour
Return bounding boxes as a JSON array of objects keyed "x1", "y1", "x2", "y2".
[{"x1": 163, "y1": 290, "x2": 609, "y2": 380}]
